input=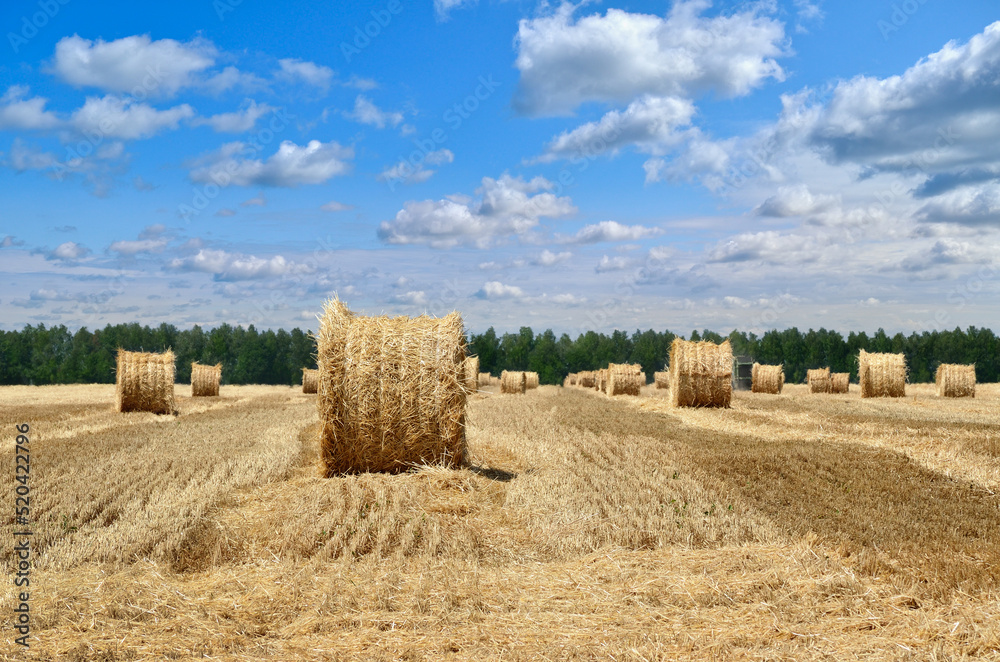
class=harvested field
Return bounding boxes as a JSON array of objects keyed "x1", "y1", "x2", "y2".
[{"x1": 3, "y1": 382, "x2": 1000, "y2": 660}]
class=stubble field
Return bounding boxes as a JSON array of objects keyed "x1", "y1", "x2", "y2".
[{"x1": 2, "y1": 381, "x2": 999, "y2": 660}]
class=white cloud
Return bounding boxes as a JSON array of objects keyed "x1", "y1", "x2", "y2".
[
  {"x1": 540, "y1": 95, "x2": 695, "y2": 161},
  {"x1": 169, "y1": 248, "x2": 314, "y2": 281},
  {"x1": 70, "y1": 95, "x2": 194, "y2": 139},
  {"x1": 595, "y1": 255, "x2": 632, "y2": 272},
  {"x1": 513, "y1": 0, "x2": 786, "y2": 116},
  {"x1": 390, "y1": 290, "x2": 429, "y2": 305},
  {"x1": 240, "y1": 192, "x2": 267, "y2": 207},
  {"x1": 0, "y1": 86, "x2": 61, "y2": 130},
  {"x1": 109, "y1": 238, "x2": 168, "y2": 255},
  {"x1": 435, "y1": 0, "x2": 475, "y2": 21},
  {"x1": 378, "y1": 149, "x2": 453, "y2": 185},
  {"x1": 344, "y1": 95, "x2": 404, "y2": 128},
  {"x1": 476, "y1": 281, "x2": 525, "y2": 299},
  {"x1": 193, "y1": 99, "x2": 272, "y2": 132},
  {"x1": 754, "y1": 184, "x2": 839, "y2": 217},
  {"x1": 379, "y1": 173, "x2": 576, "y2": 248},
  {"x1": 563, "y1": 220, "x2": 662, "y2": 244},
  {"x1": 276, "y1": 58, "x2": 334, "y2": 90},
  {"x1": 1, "y1": 235, "x2": 25, "y2": 248},
  {"x1": 49, "y1": 241, "x2": 91, "y2": 261},
  {"x1": 707, "y1": 231, "x2": 821, "y2": 264},
  {"x1": 533, "y1": 249, "x2": 572, "y2": 266},
  {"x1": 189, "y1": 139, "x2": 353, "y2": 187},
  {"x1": 51, "y1": 35, "x2": 216, "y2": 96},
  {"x1": 321, "y1": 201, "x2": 354, "y2": 212}
]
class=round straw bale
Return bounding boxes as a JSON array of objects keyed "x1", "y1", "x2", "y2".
[
  {"x1": 116, "y1": 349, "x2": 176, "y2": 414},
  {"x1": 830, "y1": 372, "x2": 850, "y2": 394},
  {"x1": 525, "y1": 372, "x2": 540, "y2": 389},
  {"x1": 477, "y1": 372, "x2": 491, "y2": 387},
  {"x1": 302, "y1": 368, "x2": 319, "y2": 394},
  {"x1": 501, "y1": 370, "x2": 526, "y2": 394},
  {"x1": 654, "y1": 371, "x2": 670, "y2": 389},
  {"x1": 316, "y1": 298, "x2": 467, "y2": 475},
  {"x1": 807, "y1": 368, "x2": 832, "y2": 394},
  {"x1": 858, "y1": 350, "x2": 906, "y2": 398},
  {"x1": 936, "y1": 363, "x2": 975, "y2": 398},
  {"x1": 668, "y1": 339, "x2": 732, "y2": 408},
  {"x1": 191, "y1": 362, "x2": 221, "y2": 397},
  {"x1": 462, "y1": 356, "x2": 480, "y2": 393},
  {"x1": 751, "y1": 363, "x2": 784, "y2": 394},
  {"x1": 578, "y1": 371, "x2": 596, "y2": 388},
  {"x1": 607, "y1": 363, "x2": 643, "y2": 396}
]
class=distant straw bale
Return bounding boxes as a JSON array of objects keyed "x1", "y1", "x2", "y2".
[
  {"x1": 525, "y1": 372, "x2": 540, "y2": 389},
  {"x1": 462, "y1": 356, "x2": 480, "y2": 392},
  {"x1": 191, "y1": 362, "x2": 221, "y2": 397},
  {"x1": 936, "y1": 363, "x2": 975, "y2": 398},
  {"x1": 654, "y1": 371, "x2": 670, "y2": 389},
  {"x1": 116, "y1": 349, "x2": 176, "y2": 414},
  {"x1": 501, "y1": 370, "x2": 526, "y2": 394},
  {"x1": 668, "y1": 339, "x2": 732, "y2": 408},
  {"x1": 751, "y1": 363, "x2": 784, "y2": 395},
  {"x1": 807, "y1": 368, "x2": 831, "y2": 394},
  {"x1": 831, "y1": 372, "x2": 850, "y2": 394},
  {"x1": 316, "y1": 298, "x2": 467, "y2": 475},
  {"x1": 302, "y1": 368, "x2": 319, "y2": 394},
  {"x1": 607, "y1": 363, "x2": 642, "y2": 396},
  {"x1": 858, "y1": 350, "x2": 907, "y2": 398},
  {"x1": 578, "y1": 371, "x2": 596, "y2": 388},
  {"x1": 478, "y1": 372, "x2": 491, "y2": 387}
]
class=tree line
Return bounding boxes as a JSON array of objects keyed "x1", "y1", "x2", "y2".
[{"x1": 0, "y1": 322, "x2": 996, "y2": 386}]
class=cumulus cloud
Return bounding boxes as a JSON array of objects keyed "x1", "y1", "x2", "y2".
[
  {"x1": 276, "y1": 58, "x2": 334, "y2": 91},
  {"x1": 916, "y1": 181, "x2": 1000, "y2": 227},
  {"x1": 707, "y1": 231, "x2": 821, "y2": 264},
  {"x1": 0, "y1": 86, "x2": 61, "y2": 130},
  {"x1": 476, "y1": 281, "x2": 525, "y2": 299},
  {"x1": 390, "y1": 290, "x2": 429, "y2": 305},
  {"x1": 70, "y1": 95, "x2": 194, "y2": 139},
  {"x1": 51, "y1": 35, "x2": 217, "y2": 96},
  {"x1": 753, "y1": 184, "x2": 839, "y2": 217},
  {"x1": 169, "y1": 248, "x2": 314, "y2": 281},
  {"x1": 344, "y1": 95, "x2": 404, "y2": 129},
  {"x1": 193, "y1": 99, "x2": 273, "y2": 132},
  {"x1": 562, "y1": 220, "x2": 662, "y2": 244},
  {"x1": 48, "y1": 241, "x2": 91, "y2": 261},
  {"x1": 378, "y1": 173, "x2": 576, "y2": 248},
  {"x1": 513, "y1": 0, "x2": 786, "y2": 116},
  {"x1": 539, "y1": 96, "x2": 695, "y2": 161},
  {"x1": 595, "y1": 255, "x2": 632, "y2": 272},
  {"x1": 533, "y1": 249, "x2": 572, "y2": 266},
  {"x1": 188, "y1": 139, "x2": 353, "y2": 187}
]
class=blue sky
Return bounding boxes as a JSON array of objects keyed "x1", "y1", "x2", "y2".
[{"x1": 1, "y1": 0, "x2": 999, "y2": 336}]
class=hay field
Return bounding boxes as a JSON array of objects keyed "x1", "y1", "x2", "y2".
[{"x1": 3, "y1": 383, "x2": 1000, "y2": 660}]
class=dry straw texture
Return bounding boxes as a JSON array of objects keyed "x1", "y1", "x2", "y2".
[
  {"x1": 936, "y1": 364, "x2": 976, "y2": 398},
  {"x1": 578, "y1": 371, "x2": 596, "y2": 388},
  {"x1": 807, "y1": 368, "x2": 832, "y2": 394},
  {"x1": 190, "y1": 362, "x2": 221, "y2": 397},
  {"x1": 301, "y1": 368, "x2": 319, "y2": 394},
  {"x1": 462, "y1": 356, "x2": 480, "y2": 393},
  {"x1": 500, "y1": 370, "x2": 526, "y2": 394},
  {"x1": 831, "y1": 373, "x2": 850, "y2": 394},
  {"x1": 597, "y1": 368, "x2": 609, "y2": 393},
  {"x1": 607, "y1": 363, "x2": 643, "y2": 396},
  {"x1": 316, "y1": 298, "x2": 467, "y2": 475},
  {"x1": 751, "y1": 363, "x2": 784, "y2": 395},
  {"x1": 859, "y1": 350, "x2": 907, "y2": 398},
  {"x1": 668, "y1": 339, "x2": 732, "y2": 408},
  {"x1": 116, "y1": 350, "x2": 176, "y2": 414},
  {"x1": 654, "y1": 371, "x2": 670, "y2": 389},
  {"x1": 477, "y1": 372, "x2": 491, "y2": 387},
  {"x1": 525, "y1": 372, "x2": 540, "y2": 390}
]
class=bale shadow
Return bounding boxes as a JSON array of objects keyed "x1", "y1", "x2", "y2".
[{"x1": 468, "y1": 465, "x2": 518, "y2": 482}]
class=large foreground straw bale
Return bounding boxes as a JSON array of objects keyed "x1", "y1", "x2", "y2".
[
  {"x1": 302, "y1": 368, "x2": 319, "y2": 394},
  {"x1": 668, "y1": 339, "x2": 732, "y2": 408},
  {"x1": 936, "y1": 363, "x2": 975, "y2": 398},
  {"x1": 501, "y1": 370, "x2": 526, "y2": 394},
  {"x1": 607, "y1": 363, "x2": 643, "y2": 396},
  {"x1": 116, "y1": 349, "x2": 175, "y2": 414},
  {"x1": 191, "y1": 362, "x2": 221, "y2": 397},
  {"x1": 316, "y1": 298, "x2": 467, "y2": 475},
  {"x1": 859, "y1": 350, "x2": 907, "y2": 398},
  {"x1": 751, "y1": 363, "x2": 784, "y2": 394},
  {"x1": 525, "y1": 372, "x2": 540, "y2": 389},
  {"x1": 806, "y1": 368, "x2": 831, "y2": 394},
  {"x1": 462, "y1": 356, "x2": 480, "y2": 393},
  {"x1": 654, "y1": 371, "x2": 670, "y2": 389},
  {"x1": 831, "y1": 372, "x2": 850, "y2": 394}
]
